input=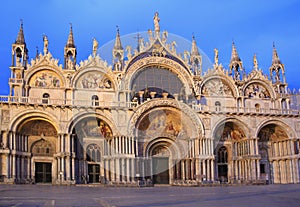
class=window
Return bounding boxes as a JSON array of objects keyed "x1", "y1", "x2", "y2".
[
  {"x1": 31, "y1": 139, "x2": 53, "y2": 156},
  {"x1": 86, "y1": 144, "x2": 101, "y2": 162},
  {"x1": 42, "y1": 93, "x2": 50, "y2": 104},
  {"x1": 217, "y1": 147, "x2": 228, "y2": 164},
  {"x1": 215, "y1": 101, "x2": 221, "y2": 111},
  {"x1": 92, "y1": 95, "x2": 99, "y2": 106},
  {"x1": 255, "y1": 103, "x2": 260, "y2": 112}
]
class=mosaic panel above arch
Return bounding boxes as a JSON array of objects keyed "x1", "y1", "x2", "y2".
[
  {"x1": 19, "y1": 120, "x2": 57, "y2": 136},
  {"x1": 76, "y1": 71, "x2": 113, "y2": 89},
  {"x1": 29, "y1": 69, "x2": 63, "y2": 88},
  {"x1": 136, "y1": 108, "x2": 197, "y2": 139},
  {"x1": 73, "y1": 117, "x2": 112, "y2": 139},
  {"x1": 215, "y1": 122, "x2": 246, "y2": 141},
  {"x1": 202, "y1": 78, "x2": 233, "y2": 96},
  {"x1": 258, "y1": 124, "x2": 288, "y2": 142},
  {"x1": 244, "y1": 83, "x2": 270, "y2": 99}
]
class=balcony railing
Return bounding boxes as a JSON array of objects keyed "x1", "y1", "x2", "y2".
[
  {"x1": 0, "y1": 96, "x2": 137, "y2": 108},
  {"x1": 0, "y1": 96, "x2": 299, "y2": 116},
  {"x1": 191, "y1": 104, "x2": 300, "y2": 115}
]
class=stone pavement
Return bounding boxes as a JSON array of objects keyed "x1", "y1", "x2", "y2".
[{"x1": 0, "y1": 184, "x2": 300, "y2": 207}]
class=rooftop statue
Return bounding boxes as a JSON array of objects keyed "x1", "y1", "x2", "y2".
[{"x1": 154, "y1": 12, "x2": 160, "y2": 33}]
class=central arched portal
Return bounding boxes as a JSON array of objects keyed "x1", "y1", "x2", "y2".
[{"x1": 149, "y1": 141, "x2": 172, "y2": 184}]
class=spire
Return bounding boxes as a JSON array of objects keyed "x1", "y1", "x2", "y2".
[
  {"x1": 15, "y1": 20, "x2": 25, "y2": 45},
  {"x1": 229, "y1": 41, "x2": 243, "y2": 81},
  {"x1": 112, "y1": 26, "x2": 124, "y2": 71},
  {"x1": 270, "y1": 43, "x2": 285, "y2": 84},
  {"x1": 230, "y1": 41, "x2": 241, "y2": 62},
  {"x1": 114, "y1": 26, "x2": 123, "y2": 50},
  {"x1": 66, "y1": 23, "x2": 75, "y2": 48},
  {"x1": 190, "y1": 35, "x2": 202, "y2": 75},
  {"x1": 191, "y1": 35, "x2": 200, "y2": 56},
  {"x1": 64, "y1": 24, "x2": 76, "y2": 69},
  {"x1": 272, "y1": 42, "x2": 281, "y2": 65}
]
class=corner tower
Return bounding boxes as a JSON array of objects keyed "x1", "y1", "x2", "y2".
[{"x1": 10, "y1": 20, "x2": 28, "y2": 97}]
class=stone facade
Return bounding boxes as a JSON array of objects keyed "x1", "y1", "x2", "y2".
[{"x1": 0, "y1": 14, "x2": 300, "y2": 186}]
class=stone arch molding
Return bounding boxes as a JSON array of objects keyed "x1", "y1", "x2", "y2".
[
  {"x1": 144, "y1": 137, "x2": 183, "y2": 160},
  {"x1": 123, "y1": 56, "x2": 195, "y2": 96},
  {"x1": 9, "y1": 110, "x2": 60, "y2": 133},
  {"x1": 128, "y1": 98, "x2": 204, "y2": 138},
  {"x1": 255, "y1": 119, "x2": 296, "y2": 139}
]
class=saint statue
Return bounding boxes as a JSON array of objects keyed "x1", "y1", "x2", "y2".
[
  {"x1": 92, "y1": 38, "x2": 98, "y2": 56},
  {"x1": 43, "y1": 35, "x2": 49, "y2": 54},
  {"x1": 253, "y1": 54, "x2": 258, "y2": 69},
  {"x1": 153, "y1": 12, "x2": 160, "y2": 33},
  {"x1": 214, "y1": 48, "x2": 219, "y2": 66}
]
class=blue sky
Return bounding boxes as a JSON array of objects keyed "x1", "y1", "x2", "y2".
[{"x1": 0, "y1": 0, "x2": 299, "y2": 94}]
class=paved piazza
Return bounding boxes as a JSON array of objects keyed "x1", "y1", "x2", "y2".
[{"x1": 0, "y1": 184, "x2": 300, "y2": 207}]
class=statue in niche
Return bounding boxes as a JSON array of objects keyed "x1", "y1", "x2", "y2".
[
  {"x1": 16, "y1": 72, "x2": 22, "y2": 79},
  {"x1": 67, "y1": 57, "x2": 74, "y2": 69},
  {"x1": 153, "y1": 12, "x2": 160, "y2": 33},
  {"x1": 16, "y1": 56, "x2": 22, "y2": 67}
]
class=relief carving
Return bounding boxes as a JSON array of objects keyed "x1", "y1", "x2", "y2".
[
  {"x1": 202, "y1": 78, "x2": 232, "y2": 96},
  {"x1": 245, "y1": 83, "x2": 270, "y2": 99}
]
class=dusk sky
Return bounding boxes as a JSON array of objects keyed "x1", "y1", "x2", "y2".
[{"x1": 0, "y1": 0, "x2": 299, "y2": 94}]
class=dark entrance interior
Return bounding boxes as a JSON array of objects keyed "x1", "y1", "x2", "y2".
[
  {"x1": 35, "y1": 162, "x2": 52, "y2": 183},
  {"x1": 88, "y1": 164, "x2": 100, "y2": 183},
  {"x1": 152, "y1": 157, "x2": 169, "y2": 184},
  {"x1": 218, "y1": 165, "x2": 228, "y2": 183},
  {"x1": 217, "y1": 146, "x2": 228, "y2": 183}
]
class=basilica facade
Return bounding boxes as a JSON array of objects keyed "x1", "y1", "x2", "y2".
[{"x1": 0, "y1": 14, "x2": 300, "y2": 186}]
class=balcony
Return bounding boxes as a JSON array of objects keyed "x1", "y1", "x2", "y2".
[
  {"x1": 0, "y1": 96, "x2": 299, "y2": 116},
  {"x1": 0, "y1": 96, "x2": 133, "y2": 108},
  {"x1": 191, "y1": 104, "x2": 300, "y2": 116}
]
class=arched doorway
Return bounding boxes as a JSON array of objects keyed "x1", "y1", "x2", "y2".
[
  {"x1": 31, "y1": 139, "x2": 54, "y2": 183},
  {"x1": 18, "y1": 119, "x2": 57, "y2": 184},
  {"x1": 257, "y1": 123, "x2": 291, "y2": 184},
  {"x1": 214, "y1": 121, "x2": 247, "y2": 183},
  {"x1": 150, "y1": 143, "x2": 171, "y2": 184},
  {"x1": 71, "y1": 117, "x2": 112, "y2": 184}
]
